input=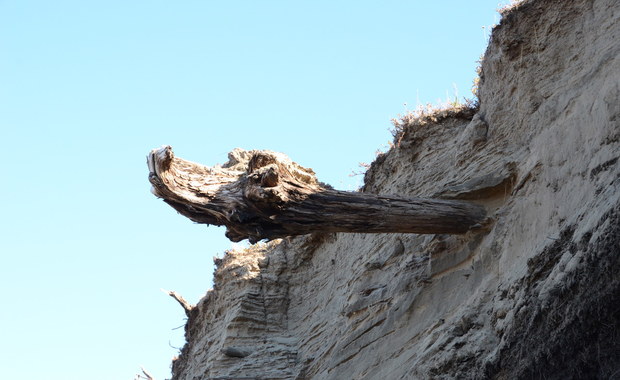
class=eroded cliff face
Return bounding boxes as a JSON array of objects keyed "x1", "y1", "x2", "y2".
[{"x1": 170, "y1": 0, "x2": 620, "y2": 378}]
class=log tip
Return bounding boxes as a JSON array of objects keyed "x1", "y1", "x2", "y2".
[{"x1": 147, "y1": 145, "x2": 174, "y2": 176}]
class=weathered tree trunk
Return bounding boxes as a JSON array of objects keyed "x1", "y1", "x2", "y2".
[{"x1": 147, "y1": 146, "x2": 487, "y2": 243}]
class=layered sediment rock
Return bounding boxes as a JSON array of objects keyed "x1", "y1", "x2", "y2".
[{"x1": 169, "y1": 0, "x2": 620, "y2": 378}]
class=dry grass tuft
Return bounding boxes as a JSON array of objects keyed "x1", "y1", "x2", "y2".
[
  {"x1": 497, "y1": 0, "x2": 528, "y2": 15},
  {"x1": 390, "y1": 100, "x2": 478, "y2": 146}
]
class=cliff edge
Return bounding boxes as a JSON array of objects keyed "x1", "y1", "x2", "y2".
[{"x1": 169, "y1": 0, "x2": 620, "y2": 378}]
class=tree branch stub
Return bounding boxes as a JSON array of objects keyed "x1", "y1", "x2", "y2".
[{"x1": 147, "y1": 146, "x2": 487, "y2": 243}]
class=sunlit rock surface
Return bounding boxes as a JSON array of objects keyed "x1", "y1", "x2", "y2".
[{"x1": 170, "y1": 0, "x2": 620, "y2": 378}]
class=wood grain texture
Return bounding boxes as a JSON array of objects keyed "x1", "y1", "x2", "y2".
[{"x1": 148, "y1": 146, "x2": 487, "y2": 242}]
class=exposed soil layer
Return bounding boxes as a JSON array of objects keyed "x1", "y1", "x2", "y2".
[{"x1": 487, "y1": 209, "x2": 620, "y2": 379}]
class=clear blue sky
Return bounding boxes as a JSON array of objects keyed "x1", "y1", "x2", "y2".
[{"x1": 1, "y1": 1, "x2": 504, "y2": 379}]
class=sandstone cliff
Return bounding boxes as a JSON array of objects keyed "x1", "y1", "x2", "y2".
[{"x1": 169, "y1": 0, "x2": 620, "y2": 378}]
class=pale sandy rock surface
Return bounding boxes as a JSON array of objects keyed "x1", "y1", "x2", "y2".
[{"x1": 169, "y1": 0, "x2": 620, "y2": 378}]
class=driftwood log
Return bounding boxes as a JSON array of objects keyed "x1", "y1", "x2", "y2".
[{"x1": 147, "y1": 146, "x2": 487, "y2": 243}]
